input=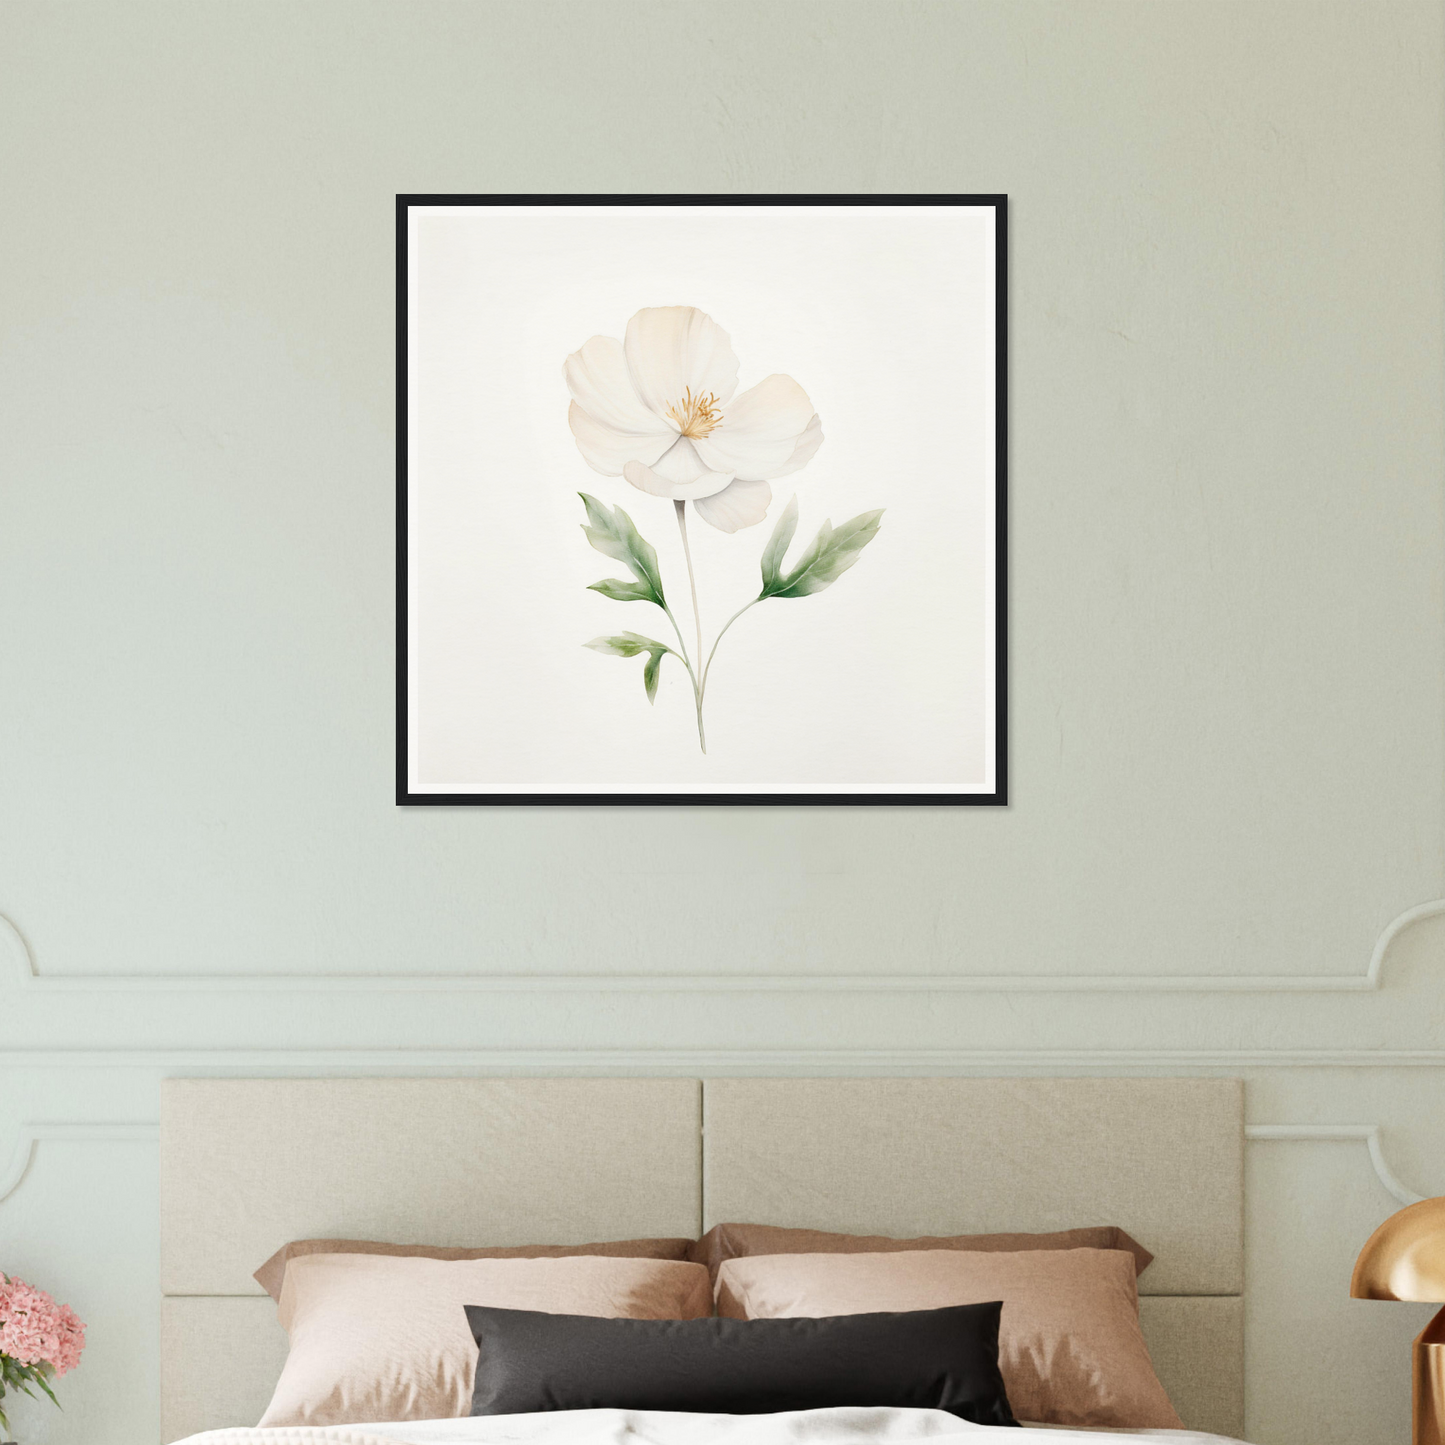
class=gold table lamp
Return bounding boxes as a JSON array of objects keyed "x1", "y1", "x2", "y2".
[{"x1": 1352, "y1": 1196, "x2": 1445, "y2": 1445}]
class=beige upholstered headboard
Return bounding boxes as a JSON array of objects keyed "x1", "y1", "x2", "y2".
[
  {"x1": 160, "y1": 1079, "x2": 705, "y2": 1440},
  {"x1": 703, "y1": 1079, "x2": 1244, "y2": 1438},
  {"x1": 159, "y1": 1077, "x2": 1243, "y2": 1442}
]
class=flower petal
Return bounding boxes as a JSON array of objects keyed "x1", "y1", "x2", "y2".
[
  {"x1": 626, "y1": 436, "x2": 736, "y2": 496},
  {"x1": 770, "y1": 412, "x2": 824, "y2": 478},
  {"x1": 565, "y1": 334, "x2": 666, "y2": 434},
  {"x1": 692, "y1": 479, "x2": 773, "y2": 533},
  {"x1": 693, "y1": 374, "x2": 817, "y2": 481},
  {"x1": 623, "y1": 307, "x2": 740, "y2": 418},
  {"x1": 650, "y1": 436, "x2": 716, "y2": 485},
  {"x1": 568, "y1": 403, "x2": 671, "y2": 477},
  {"x1": 564, "y1": 335, "x2": 675, "y2": 475},
  {"x1": 623, "y1": 455, "x2": 734, "y2": 501}
]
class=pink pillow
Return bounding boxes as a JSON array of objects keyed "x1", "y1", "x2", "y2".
[
  {"x1": 688, "y1": 1221, "x2": 1153, "y2": 1282},
  {"x1": 253, "y1": 1235, "x2": 693, "y2": 1303},
  {"x1": 716, "y1": 1247, "x2": 1181, "y2": 1430},
  {"x1": 260, "y1": 1252, "x2": 712, "y2": 1427}
]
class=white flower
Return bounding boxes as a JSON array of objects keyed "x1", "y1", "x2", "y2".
[{"x1": 564, "y1": 306, "x2": 823, "y2": 533}]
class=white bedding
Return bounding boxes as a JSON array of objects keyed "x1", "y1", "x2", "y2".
[{"x1": 171, "y1": 1405, "x2": 1249, "y2": 1445}]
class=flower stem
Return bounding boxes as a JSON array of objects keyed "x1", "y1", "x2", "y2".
[
  {"x1": 660, "y1": 604, "x2": 705, "y2": 751},
  {"x1": 700, "y1": 598, "x2": 760, "y2": 705},
  {"x1": 674, "y1": 500, "x2": 707, "y2": 753}
]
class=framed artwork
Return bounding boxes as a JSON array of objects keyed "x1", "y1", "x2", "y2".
[{"x1": 398, "y1": 194, "x2": 1006, "y2": 805}]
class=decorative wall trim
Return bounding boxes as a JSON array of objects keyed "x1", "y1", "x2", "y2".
[
  {"x1": 0, "y1": 1122, "x2": 159, "y2": 1204},
  {"x1": 4, "y1": 899, "x2": 1444, "y2": 994},
  {"x1": 1244, "y1": 1123, "x2": 1423, "y2": 1206},
  {"x1": 1, "y1": 1120, "x2": 1422, "y2": 1208},
  {"x1": 5, "y1": 1047, "x2": 1445, "y2": 1069}
]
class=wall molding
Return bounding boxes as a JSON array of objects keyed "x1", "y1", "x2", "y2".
[
  {"x1": 1244, "y1": 1123, "x2": 1424, "y2": 1206},
  {"x1": 0, "y1": 1119, "x2": 1422, "y2": 1208},
  {"x1": 0, "y1": 1122, "x2": 158, "y2": 1204},
  {"x1": 4, "y1": 899, "x2": 1444, "y2": 995},
  {"x1": 6, "y1": 1047, "x2": 1445, "y2": 1069}
]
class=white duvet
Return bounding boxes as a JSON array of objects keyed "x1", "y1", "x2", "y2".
[{"x1": 172, "y1": 1405, "x2": 1249, "y2": 1445}]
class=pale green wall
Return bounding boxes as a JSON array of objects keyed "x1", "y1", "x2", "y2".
[{"x1": 2, "y1": 3, "x2": 1443, "y2": 1443}]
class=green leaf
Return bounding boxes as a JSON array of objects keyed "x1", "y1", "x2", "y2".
[
  {"x1": 584, "y1": 632, "x2": 672, "y2": 706},
  {"x1": 759, "y1": 494, "x2": 799, "y2": 596},
  {"x1": 584, "y1": 632, "x2": 669, "y2": 658},
  {"x1": 587, "y1": 577, "x2": 655, "y2": 603},
  {"x1": 579, "y1": 494, "x2": 665, "y2": 605},
  {"x1": 769, "y1": 509, "x2": 884, "y2": 598}
]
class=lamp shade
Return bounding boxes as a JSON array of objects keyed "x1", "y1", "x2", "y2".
[{"x1": 1352, "y1": 1197, "x2": 1445, "y2": 1302}]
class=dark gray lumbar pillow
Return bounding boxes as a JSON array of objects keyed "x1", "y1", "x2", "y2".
[{"x1": 465, "y1": 1301, "x2": 1018, "y2": 1426}]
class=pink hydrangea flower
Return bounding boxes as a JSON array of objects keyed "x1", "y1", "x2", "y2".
[{"x1": 0, "y1": 1273, "x2": 85, "y2": 1374}]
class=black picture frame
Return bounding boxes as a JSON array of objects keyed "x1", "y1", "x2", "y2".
[{"x1": 397, "y1": 194, "x2": 1007, "y2": 806}]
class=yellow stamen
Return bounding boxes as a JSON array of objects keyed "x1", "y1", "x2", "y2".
[{"x1": 667, "y1": 387, "x2": 722, "y2": 439}]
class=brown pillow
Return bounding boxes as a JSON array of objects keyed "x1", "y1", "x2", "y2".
[
  {"x1": 254, "y1": 1234, "x2": 692, "y2": 1302},
  {"x1": 259, "y1": 1252, "x2": 712, "y2": 1427},
  {"x1": 717, "y1": 1247, "x2": 1180, "y2": 1430},
  {"x1": 690, "y1": 1221, "x2": 1153, "y2": 1281}
]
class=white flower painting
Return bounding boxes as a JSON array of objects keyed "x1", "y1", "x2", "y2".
[
  {"x1": 566, "y1": 305, "x2": 882, "y2": 752},
  {"x1": 400, "y1": 197, "x2": 1004, "y2": 803}
]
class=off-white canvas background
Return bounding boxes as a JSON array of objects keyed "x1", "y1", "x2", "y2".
[{"x1": 406, "y1": 204, "x2": 997, "y2": 793}]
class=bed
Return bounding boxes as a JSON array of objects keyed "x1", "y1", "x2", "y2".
[{"x1": 158, "y1": 1077, "x2": 1246, "y2": 1445}]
